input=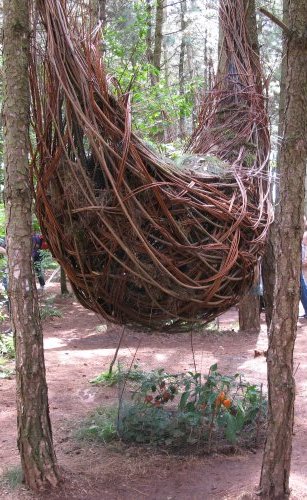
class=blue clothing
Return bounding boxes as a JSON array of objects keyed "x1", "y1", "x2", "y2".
[
  {"x1": 300, "y1": 273, "x2": 307, "y2": 317},
  {"x1": 32, "y1": 234, "x2": 45, "y2": 288},
  {"x1": 32, "y1": 234, "x2": 42, "y2": 260}
]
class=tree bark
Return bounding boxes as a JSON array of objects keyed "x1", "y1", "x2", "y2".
[
  {"x1": 203, "y1": 29, "x2": 209, "y2": 89},
  {"x1": 89, "y1": 0, "x2": 106, "y2": 25},
  {"x1": 259, "y1": 0, "x2": 307, "y2": 496},
  {"x1": 60, "y1": 266, "x2": 69, "y2": 295},
  {"x1": 3, "y1": 0, "x2": 60, "y2": 491},
  {"x1": 186, "y1": 39, "x2": 197, "y2": 131},
  {"x1": 262, "y1": 0, "x2": 289, "y2": 329},
  {"x1": 238, "y1": 293, "x2": 260, "y2": 333},
  {"x1": 179, "y1": 0, "x2": 187, "y2": 138},
  {"x1": 163, "y1": 36, "x2": 172, "y2": 143},
  {"x1": 152, "y1": 0, "x2": 164, "y2": 85},
  {"x1": 99, "y1": 0, "x2": 107, "y2": 26},
  {"x1": 146, "y1": 0, "x2": 153, "y2": 66},
  {"x1": 237, "y1": 0, "x2": 261, "y2": 333}
]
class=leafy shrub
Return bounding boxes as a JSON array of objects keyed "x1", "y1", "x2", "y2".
[
  {"x1": 1, "y1": 466, "x2": 23, "y2": 489},
  {"x1": 117, "y1": 364, "x2": 266, "y2": 447},
  {"x1": 0, "y1": 334, "x2": 15, "y2": 359},
  {"x1": 39, "y1": 249, "x2": 58, "y2": 270},
  {"x1": 76, "y1": 406, "x2": 118, "y2": 443},
  {"x1": 85, "y1": 365, "x2": 266, "y2": 451},
  {"x1": 40, "y1": 303, "x2": 62, "y2": 320},
  {"x1": 90, "y1": 364, "x2": 147, "y2": 386}
]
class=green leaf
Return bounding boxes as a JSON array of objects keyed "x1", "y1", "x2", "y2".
[
  {"x1": 185, "y1": 401, "x2": 196, "y2": 412},
  {"x1": 235, "y1": 407, "x2": 245, "y2": 431},
  {"x1": 179, "y1": 391, "x2": 190, "y2": 410},
  {"x1": 224, "y1": 413, "x2": 238, "y2": 443}
]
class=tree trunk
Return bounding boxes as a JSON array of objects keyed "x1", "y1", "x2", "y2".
[
  {"x1": 163, "y1": 36, "x2": 172, "y2": 143},
  {"x1": 146, "y1": 0, "x2": 153, "y2": 66},
  {"x1": 262, "y1": 234, "x2": 275, "y2": 329},
  {"x1": 3, "y1": 0, "x2": 60, "y2": 491},
  {"x1": 237, "y1": 0, "x2": 261, "y2": 333},
  {"x1": 203, "y1": 29, "x2": 209, "y2": 89},
  {"x1": 90, "y1": 0, "x2": 106, "y2": 25},
  {"x1": 152, "y1": 0, "x2": 164, "y2": 85},
  {"x1": 99, "y1": 0, "x2": 106, "y2": 26},
  {"x1": 186, "y1": 40, "x2": 197, "y2": 131},
  {"x1": 179, "y1": 0, "x2": 187, "y2": 138},
  {"x1": 262, "y1": 1, "x2": 289, "y2": 329},
  {"x1": 259, "y1": 0, "x2": 307, "y2": 496},
  {"x1": 60, "y1": 266, "x2": 69, "y2": 295},
  {"x1": 239, "y1": 293, "x2": 260, "y2": 333}
]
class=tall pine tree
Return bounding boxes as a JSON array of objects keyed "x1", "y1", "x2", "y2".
[
  {"x1": 3, "y1": 0, "x2": 60, "y2": 490},
  {"x1": 260, "y1": 0, "x2": 307, "y2": 495}
]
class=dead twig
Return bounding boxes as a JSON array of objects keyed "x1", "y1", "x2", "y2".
[{"x1": 108, "y1": 326, "x2": 126, "y2": 375}]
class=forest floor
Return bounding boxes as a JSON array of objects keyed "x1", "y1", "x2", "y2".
[{"x1": 1, "y1": 282, "x2": 307, "y2": 500}]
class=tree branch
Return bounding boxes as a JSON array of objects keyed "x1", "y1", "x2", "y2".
[{"x1": 258, "y1": 7, "x2": 291, "y2": 37}]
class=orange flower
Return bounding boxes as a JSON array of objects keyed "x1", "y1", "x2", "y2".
[
  {"x1": 215, "y1": 391, "x2": 226, "y2": 406},
  {"x1": 223, "y1": 399, "x2": 231, "y2": 408},
  {"x1": 219, "y1": 391, "x2": 226, "y2": 401}
]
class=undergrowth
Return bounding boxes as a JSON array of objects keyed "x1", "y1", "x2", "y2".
[
  {"x1": 1, "y1": 466, "x2": 23, "y2": 489},
  {"x1": 76, "y1": 406, "x2": 118, "y2": 443},
  {"x1": 80, "y1": 364, "x2": 266, "y2": 452},
  {"x1": 0, "y1": 334, "x2": 15, "y2": 379},
  {"x1": 0, "y1": 334, "x2": 14, "y2": 359},
  {"x1": 40, "y1": 303, "x2": 62, "y2": 320},
  {"x1": 90, "y1": 365, "x2": 146, "y2": 386}
]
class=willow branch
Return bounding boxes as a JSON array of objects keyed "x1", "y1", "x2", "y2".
[{"x1": 258, "y1": 7, "x2": 291, "y2": 37}]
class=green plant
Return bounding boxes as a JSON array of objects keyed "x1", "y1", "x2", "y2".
[
  {"x1": 40, "y1": 303, "x2": 62, "y2": 320},
  {"x1": 0, "y1": 334, "x2": 15, "y2": 359},
  {"x1": 90, "y1": 364, "x2": 147, "y2": 386},
  {"x1": 103, "y1": 1, "x2": 199, "y2": 143},
  {"x1": 0, "y1": 365, "x2": 15, "y2": 379},
  {"x1": 0, "y1": 308, "x2": 8, "y2": 322},
  {"x1": 120, "y1": 364, "x2": 266, "y2": 447},
  {"x1": 76, "y1": 406, "x2": 118, "y2": 443},
  {"x1": 0, "y1": 204, "x2": 5, "y2": 237},
  {"x1": 87, "y1": 365, "x2": 266, "y2": 450},
  {"x1": 39, "y1": 249, "x2": 58, "y2": 270},
  {"x1": 1, "y1": 466, "x2": 23, "y2": 489},
  {"x1": 90, "y1": 369, "x2": 121, "y2": 386}
]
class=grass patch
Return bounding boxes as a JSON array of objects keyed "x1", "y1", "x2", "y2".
[
  {"x1": 90, "y1": 365, "x2": 146, "y2": 386},
  {"x1": 40, "y1": 303, "x2": 62, "y2": 320},
  {"x1": 40, "y1": 250, "x2": 59, "y2": 270},
  {"x1": 1, "y1": 466, "x2": 23, "y2": 489},
  {"x1": 0, "y1": 334, "x2": 15, "y2": 359},
  {"x1": 76, "y1": 406, "x2": 118, "y2": 443},
  {"x1": 0, "y1": 365, "x2": 15, "y2": 379}
]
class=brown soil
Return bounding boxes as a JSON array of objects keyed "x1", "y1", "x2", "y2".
[{"x1": 1, "y1": 283, "x2": 307, "y2": 499}]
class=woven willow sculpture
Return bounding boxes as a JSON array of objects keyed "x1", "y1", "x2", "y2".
[{"x1": 31, "y1": 0, "x2": 272, "y2": 329}]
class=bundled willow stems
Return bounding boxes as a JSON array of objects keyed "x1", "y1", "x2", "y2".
[{"x1": 30, "y1": 0, "x2": 272, "y2": 330}]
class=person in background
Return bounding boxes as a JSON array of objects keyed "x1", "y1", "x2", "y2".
[
  {"x1": 300, "y1": 219, "x2": 307, "y2": 319},
  {"x1": 32, "y1": 233, "x2": 45, "y2": 291}
]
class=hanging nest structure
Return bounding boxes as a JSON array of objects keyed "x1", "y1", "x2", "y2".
[{"x1": 31, "y1": 0, "x2": 272, "y2": 330}]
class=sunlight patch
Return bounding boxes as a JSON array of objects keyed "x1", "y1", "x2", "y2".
[{"x1": 44, "y1": 337, "x2": 66, "y2": 349}]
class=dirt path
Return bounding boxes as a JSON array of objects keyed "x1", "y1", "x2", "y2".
[{"x1": 1, "y1": 284, "x2": 307, "y2": 499}]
